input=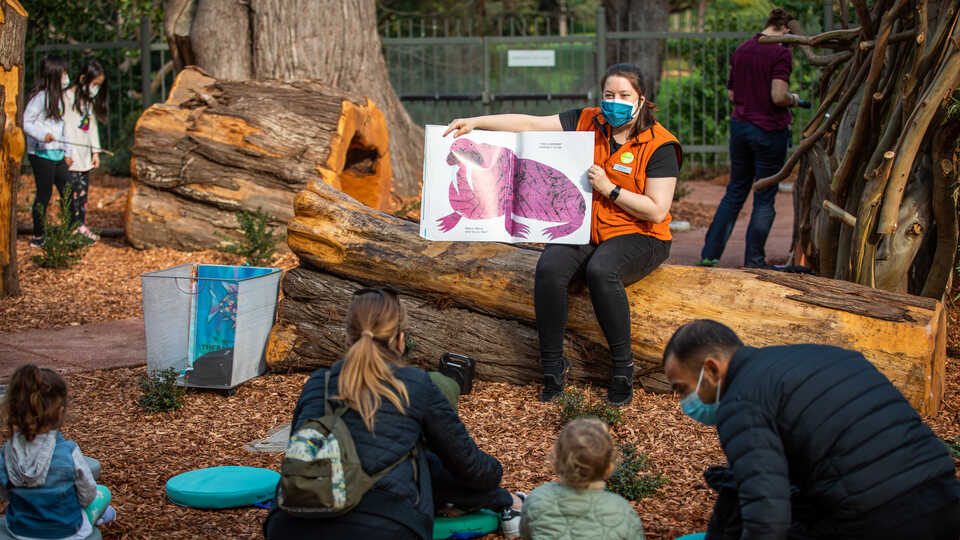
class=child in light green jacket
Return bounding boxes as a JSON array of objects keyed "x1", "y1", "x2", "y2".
[{"x1": 520, "y1": 418, "x2": 644, "y2": 540}]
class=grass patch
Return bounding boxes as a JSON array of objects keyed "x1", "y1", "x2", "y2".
[{"x1": 139, "y1": 368, "x2": 186, "y2": 413}]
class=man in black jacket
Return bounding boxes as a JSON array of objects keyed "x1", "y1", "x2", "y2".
[{"x1": 663, "y1": 319, "x2": 960, "y2": 540}]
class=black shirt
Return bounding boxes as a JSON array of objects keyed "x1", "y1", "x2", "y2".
[{"x1": 559, "y1": 108, "x2": 680, "y2": 178}]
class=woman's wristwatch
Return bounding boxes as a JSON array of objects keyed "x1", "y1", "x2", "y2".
[{"x1": 609, "y1": 185, "x2": 622, "y2": 201}]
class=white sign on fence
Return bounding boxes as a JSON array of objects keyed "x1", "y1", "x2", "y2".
[{"x1": 507, "y1": 49, "x2": 556, "y2": 67}]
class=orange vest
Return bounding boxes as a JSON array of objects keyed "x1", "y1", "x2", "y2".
[{"x1": 575, "y1": 108, "x2": 682, "y2": 244}]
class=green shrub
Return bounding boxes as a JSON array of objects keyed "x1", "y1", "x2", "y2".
[
  {"x1": 607, "y1": 442, "x2": 669, "y2": 502},
  {"x1": 556, "y1": 387, "x2": 625, "y2": 426},
  {"x1": 943, "y1": 436, "x2": 960, "y2": 459},
  {"x1": 217, "y1": 207, "x2": 281, "y2": 267},
  {"x1": 31, "y1": 188, "x2": 92, "y2": 269},
  {"x1": 139, "y1": 368, "x2": 186, "y2": 413}
]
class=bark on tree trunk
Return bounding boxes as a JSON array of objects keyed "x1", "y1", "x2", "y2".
[
  {"x1": 268, "y1": 178, "x2": 947, "y2": 414},
  {"x1": 604, "y1": 0, "x2": 669, "y2": 98},
  {"x1": 127, "y1": 67, "x2": 393, "y2": 250},
  {"x1": 161, "y1": 0, "x2": 423, "y2": 206},
  {"x1": 0, "y1": 0, "x2": 26, "y2": 298}
]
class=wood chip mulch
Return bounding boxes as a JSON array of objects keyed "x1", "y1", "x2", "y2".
[{"x1": 2, "y1": 172, "x2": 958, "y2": 539}]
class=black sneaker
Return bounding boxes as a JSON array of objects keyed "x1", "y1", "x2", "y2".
[
  {"x1": 606, "y1": 375, "x2": 633, "y2": 406},
  {"x1": 28, "y1": 237, "x2": 44, "y2": 249},
  {"x1": 539, "y1": 357, "x2": 572, "y2": 402}
]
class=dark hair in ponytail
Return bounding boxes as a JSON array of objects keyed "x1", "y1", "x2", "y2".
[
  {"x1": 340, "y1": 290, "x2": 410, "y2": 432},
  {"x1": 5, "y1": 365, "x2": 68, "y2": 441},
  {"x1": 72, "y1": 58, "x2": 108, "y2": 123},
  {"x1": 29, "y1": 55, "x2": 69, "y2": 122},
  {"x1": 765, "y1": 8, "x2": 794, "y2": 31},
  {"x1": 601, "y1": 63, "x2": 658, "y2": 139}
]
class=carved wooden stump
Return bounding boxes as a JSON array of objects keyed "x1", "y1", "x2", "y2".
[{"x1": 126, "y1": 67, "x2": 393, "y2": 250}]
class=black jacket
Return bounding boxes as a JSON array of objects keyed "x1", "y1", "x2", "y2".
[
  {"x1": 716, "y1": 345, "x2": 960, "y2": 539},
  {"x1": 266, "y1": 361, "x2": 503, "y2": 540}
]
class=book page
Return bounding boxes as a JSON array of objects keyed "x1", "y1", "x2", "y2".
[{"x1": 420, "y1": 125, "x2": 594, "y2": 244}]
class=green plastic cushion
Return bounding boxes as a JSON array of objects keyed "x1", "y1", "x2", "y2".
[
  {"x1": 166, "y1": 466, "x2": 279, "y2": 509},
  {"x1": 433, "y1": 509, "x2": 499, "y2": 539}
]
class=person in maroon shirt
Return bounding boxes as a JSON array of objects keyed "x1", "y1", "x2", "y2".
[{"x1": 700, "y1": 9, "x2": 806, "y2": 268}]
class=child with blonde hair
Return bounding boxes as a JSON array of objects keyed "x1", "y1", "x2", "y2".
[
  {"x1": 520, "y1": 418, "x2": 644, "y2": 539},
  {"x1": 0, "y1": 365, "x2": 115, "y2": 539}
]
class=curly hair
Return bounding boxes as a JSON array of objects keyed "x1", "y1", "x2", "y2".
[
  {"x1": 4, "y1": 365, "x2": 68, "y2": 441},
  {"x1": 765, "y1": 8, "x2": 794, "y2": 30},
  {"x1": 550, "y1": 417, "x2": 616, "y2": 490}
]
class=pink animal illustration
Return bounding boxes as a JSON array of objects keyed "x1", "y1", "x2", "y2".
[{"x1": 437, "y1": 138, "x2": 586, "y2": 239}]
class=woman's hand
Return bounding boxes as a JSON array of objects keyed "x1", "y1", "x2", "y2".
[
  {"x1": 442, "y1": 118, "x2": 479, "y2": 138},
  {"x1": 588, "y1": 165, "x2": 616, "y2": 197},
  {"x1": 92, "y1": 153, "x2": 100, "y2": 169},
  {"x1": 44, "y1": 133, "x2": 55, "y2": 143}
]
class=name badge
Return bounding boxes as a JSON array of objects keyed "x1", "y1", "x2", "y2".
[{"x1": 612, "y1": 163, "x2": 632, "y2": 174}]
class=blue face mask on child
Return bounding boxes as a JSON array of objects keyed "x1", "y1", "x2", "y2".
[
  {"x1": 600, "y1": 98, "x2": 640, "y2": 127},
  {"x1": 680, "y1": 367, "x2": 721, "y2": 426}
]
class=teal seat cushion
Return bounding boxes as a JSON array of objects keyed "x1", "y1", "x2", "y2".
[
  {"x1": 675, "y1": 534, "x2": 707, "y2": 540},
  {"x1": 165, "y1": 466, "x2": 279, "y2": 509},
  {"x1": 433, "y1": 510, "x2": 499, "y2": 539}
]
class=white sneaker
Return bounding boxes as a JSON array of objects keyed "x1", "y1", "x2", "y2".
[
  {"x1": 77, "y1": 225, "x2": 99, "y2": 242},
  {"x1": 500, "y1": 492, "x2": 526, "y2": 538},
  {"x1": 95, "y1": 505, "x2": 116, "y2": 526}
]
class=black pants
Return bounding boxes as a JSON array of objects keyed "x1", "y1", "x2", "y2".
[
  {"x1": 427, "y1": 451, "x2": 513, "y2": 512},
  {"x1": 706, "y1": 466, "x2": 960, "y2": 540},
  {"x1": 67, "y1": 170, "x2": 90, "y2": 225},
  {"x1": 534, "y1": 233, "x2": 670, "y2": 372},
  {"x1": 28, "y1": 154, "x2": 71, "y2": 238}
]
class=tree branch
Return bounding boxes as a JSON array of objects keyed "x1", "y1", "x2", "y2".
[
  {"x1": 921, "y1": 119, "x2": 960, "y2": 299},
  {"x1": 851, "y1": 0, "x2": 874, "y2": 37},
  {"x1": 824, "y1": 200, "x2": 858, "y2": 227},
  {"x1": 876, "y1": 48, "x2": 960, "y2": 234}
]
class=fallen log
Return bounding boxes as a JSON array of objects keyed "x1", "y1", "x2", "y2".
[
  {"x1": 126, "y1": 66, "x2": 394, "y2": 250},
  {"x1": 270, "y1": 179, "x2": 946, "y2": 414}
]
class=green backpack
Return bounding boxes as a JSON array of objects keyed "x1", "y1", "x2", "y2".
[{"x1": 277, "y1": 371, "x2": 416, "y2": 518}]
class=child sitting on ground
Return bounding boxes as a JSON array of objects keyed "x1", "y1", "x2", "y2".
[
  {"x1": 520, "y1": 418, "x2": 644, "y2": 540},
  {"x1": 0, "y1": 365, "x2": 116, "y2": 539}
]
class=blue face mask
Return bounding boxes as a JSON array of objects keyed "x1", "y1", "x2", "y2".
[
  {"x1": 600, "y1": 98, "x2": 639, "y2": 127},
  {"x1": 680, "y1": 367, "x2": 721, "y2": 426}
]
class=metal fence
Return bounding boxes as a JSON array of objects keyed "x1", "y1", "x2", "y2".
[
  {"x1": 28, "y1": 8, "x2": 823, "y2": 170},
  {"x1": 27, "y1": 18, "x2": 172, "y2": 154},
  {"x1": 382, "y1": 9, "x2": 820, "y2": 168}
]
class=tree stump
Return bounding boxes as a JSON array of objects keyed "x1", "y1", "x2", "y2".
[
  {"x1": 268, "y1": 179, "x2": 947, "y2": 415},
  {"x1": 0, "y1": 0, "x2": 26, "y2": 297},
  {"x1": 126, "y1": 66, "x2": 393, "y2": 250}
]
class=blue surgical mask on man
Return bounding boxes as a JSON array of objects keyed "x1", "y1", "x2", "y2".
[
  {"x1": 600, "y1": 98, "x2": 640, "y2": 127},
  {"x1": 680, "y1": 366, "x2": 721, "y2": 426}
]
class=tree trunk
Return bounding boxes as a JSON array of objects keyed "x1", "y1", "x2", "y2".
[
  {"x1": 127, "y1": 67, "x2": 393, "y2": 250},
  {"x1": 161, "y1": 0, "x2": 423, "y2": 207},
  {"x1": 0, "y1": 0, "x2": 26, "y2": 298},
  {"x1": 604, "y1": 0, "x2": 669, "y2": 99},
  {"x1": 754, "y1": 0, "x2": 960, "y2": 299},
  {"x1": 268, "y1": 178, "x2": 947, "y2": 414}
]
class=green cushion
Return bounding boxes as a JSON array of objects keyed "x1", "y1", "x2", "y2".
[
  {"x1": 433, "y1": 509, "x2": 499, "y2": 539},
  {"x1": 165, "y1": 466, "x2": 279, "y2": 509}
]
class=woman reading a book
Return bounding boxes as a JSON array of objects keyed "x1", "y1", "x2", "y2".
[{"x1": 443, "y1": 63, "x2": 682, "y2": 407}]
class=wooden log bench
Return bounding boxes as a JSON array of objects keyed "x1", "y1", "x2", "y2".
[{"x1": 267, "y1": 179, "x2": 946, "y2": 415}]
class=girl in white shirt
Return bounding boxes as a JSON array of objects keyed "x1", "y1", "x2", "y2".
[
  {"x1": 63, "y1": 59, "x2": 107, "y2": 242},
  {"x1": 24, "y1": 55, "x2": 71, "y2": 248}
]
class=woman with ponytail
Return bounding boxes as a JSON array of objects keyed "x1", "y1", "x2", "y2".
[
  {"x1": 0, "y1": 365, "x2": 115, "y2": 539},
  {"x1": 264, "y1": 288, "x2": 523, "y2": 539},
  {"x1": 444, "y1": 63, "x2": 683, "y2": 407}
]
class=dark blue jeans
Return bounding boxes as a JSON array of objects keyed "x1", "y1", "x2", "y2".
[
  {"x1": 701, "y1": 119, "x2": 790, "y2": 267},
  {"x1": 534, "y1": 234, "x2": 670, "y2": 373}
]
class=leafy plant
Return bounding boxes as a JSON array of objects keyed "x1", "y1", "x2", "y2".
[
  {"x1": 943, "y1": 436, "x2": 960, "y2": 460},
  {"x1": 139, "y1": 367, "x2": 186, "y2": 413},
  {"x1": 607, "y1": 442, "x2": 669, "y2": 502},
  {"x1": 556, "y1": 387, "x2": 625, "y2": 426},
  {"x1": 216, "y1": 207, "x2": 281, "y2": 267},
  {"x1": 31, "y1": 187, "x2": 92, "y2": 269}
]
